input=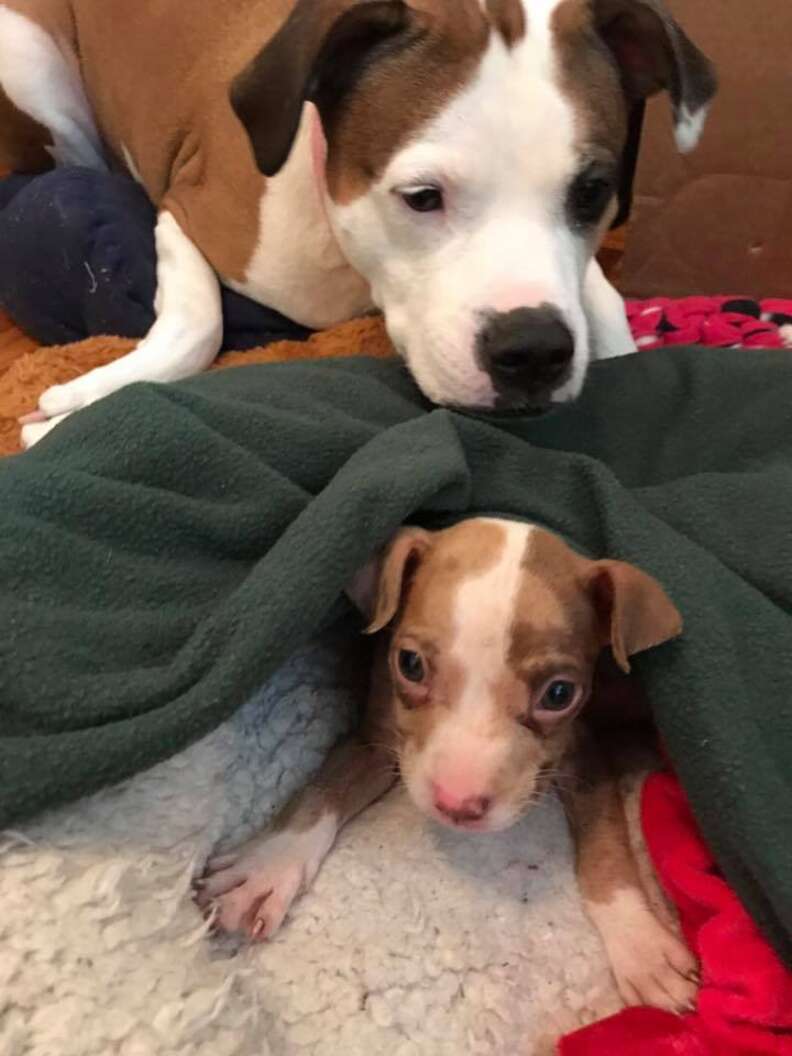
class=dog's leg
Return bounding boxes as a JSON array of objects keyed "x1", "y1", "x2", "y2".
[
  {"x1": 21, "y1": 212, "x2": 223, "y2": 447},
  {"x1": 195, "y1": 736, "x2": 397, "y2": 941},
  {"x1": 561, "y1": 729, "x2": 700, "y2": 1013},
  {"x1": 0, "y1": 5, "x2": 104, "y2": 169},
  {"x1": 584, "y1": 259, "x2": 636, "y2": 360}
]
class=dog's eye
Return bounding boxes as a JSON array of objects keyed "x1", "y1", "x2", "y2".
[
  {"x1": 539, "y1": 680, "x2": 578, "y2": 713},
  {"x1": 400, "y1": 186, "x2": 444, "y2": 213},
  {"x1": 568, "y1": 172, "x2": 614, "y2": 226},
  {"x1": 398, "y1": 649, "x2": 425, "y2": 682}
]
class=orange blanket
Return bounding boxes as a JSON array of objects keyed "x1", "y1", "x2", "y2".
[{"x1": 0, "y1": 315, "x2": 394, "y2": 457}]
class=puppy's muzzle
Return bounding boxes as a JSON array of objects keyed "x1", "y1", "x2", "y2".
[{"x1": 478, "y1": 306, "x2": 574, "y2": 409}]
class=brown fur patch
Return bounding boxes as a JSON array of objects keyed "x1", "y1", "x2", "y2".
[
  {"x1": 510, "y1": 529, "x2": 600, "y2": 674},
  {"x1": 77, "y1": 0, "x2": 275, "y2": 282},
  {"x1": 0, "y1": 86, "x2": 53, "y2": 172},
  {"x1": 397, "y1": 519, "x2": 508, "y2": 636},
  {"x1": 325, "y1": 0, "x2": 490, "y2": 202},
  {"x1": 10, "y1": 0, "x2": 280, "y2": 282},
  {"x1": 486, "y1": 0, "x2": 527, "y2": 47},
  {"x1": 551, "y1": 0, "x2": 627, "y2": 163},
  {"x1": 564, "y1": 725, "x2": 642, "y2": 905}
]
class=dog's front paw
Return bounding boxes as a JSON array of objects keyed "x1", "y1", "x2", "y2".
[
  {"x1": 605, "y1": 914, "x2": 699, "y2": 1013},
  {"x1": 39, "y1": 378, "x2": 100, "y2": 418},
  {"x1": 194, "y1": 820, "x2": 336, "y2": 942},
  {"x1": 20, "y1": 412, "x2": 71, "y2": 449}
]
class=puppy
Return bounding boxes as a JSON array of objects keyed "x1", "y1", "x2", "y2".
[{"x1": 195, "y1": 517, "x2": 698, "y2": 1013}]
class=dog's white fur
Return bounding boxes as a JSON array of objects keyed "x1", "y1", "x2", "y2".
[
  {"x1": 21, "y1": 211, "x2": 223, "y2": 446},
  {"x1": 230, "y1": 107, "x2": 374, "y2": 330}
]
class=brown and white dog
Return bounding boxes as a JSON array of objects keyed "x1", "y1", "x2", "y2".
[
  {"x1": 195, "y1": 518, "x2": 699, "y2": 1014},
  {"x1": 1, "y1": 0, "x2": 716, "y2": 446}
]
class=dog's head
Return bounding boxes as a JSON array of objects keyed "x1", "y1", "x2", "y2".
[
  {"x1": 350, "y1": 518, "x2": 681, "y2": 832},
  {"x1": 233, "y1": 0, "x2": 715, "y2": 411}
]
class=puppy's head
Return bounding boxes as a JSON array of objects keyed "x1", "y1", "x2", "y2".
[
  {"x1": 233, "y1": 0, "x2": 715, "y2": 412},
  {"x1": 351, "y1": 518, "x2": 681, "y2": 832}
]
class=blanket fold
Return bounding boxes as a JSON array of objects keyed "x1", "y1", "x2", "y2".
[{"x1": 1, "y1": 349, "x2": 791, "y2": 968}]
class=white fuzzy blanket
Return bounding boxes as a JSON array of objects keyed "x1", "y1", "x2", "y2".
[{"x1": 0, "y1": 631, "x2": 621, "y2": 1056}]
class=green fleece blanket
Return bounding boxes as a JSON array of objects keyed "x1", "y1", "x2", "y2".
[{"x1": 1, "y1": 349, "x2": 791, "y2": 964}]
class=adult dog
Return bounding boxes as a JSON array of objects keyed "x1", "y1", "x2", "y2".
[{"x1": 0, "y1": 0, "x2": 715, "y2": 446}]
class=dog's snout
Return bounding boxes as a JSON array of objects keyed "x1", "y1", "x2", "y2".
[
  {"x1": 479, "y1": 306, "x2": 574, "y2": 404},
  {"x1": 432, "y1": 783, "x2": 491, "y2": 824}
]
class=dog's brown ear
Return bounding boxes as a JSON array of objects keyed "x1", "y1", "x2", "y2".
[
  {"x1": 592, "y1": 0, "x2": 717, "y2": 152},
  {"x1": 347, "y1": 527, "x2": 431, "y2": 634},
  {"x1": 589, "y1": 560, "x2": 682, "y2": 672},
  {"x1": 231, "y1": 0, "x2": 412, "y2": 176}
]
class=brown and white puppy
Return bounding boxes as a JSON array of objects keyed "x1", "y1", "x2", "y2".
[
  {"x1": 195, "y1": 518, "x2": 699, "y2": 1013},
  {"x1": 1, "y1": 0, "x2": 716, "y2": 446}
]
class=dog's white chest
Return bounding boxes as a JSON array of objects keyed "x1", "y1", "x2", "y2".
[{"x1": 228, "y1": 111, "x2": 374, "y2": 330}]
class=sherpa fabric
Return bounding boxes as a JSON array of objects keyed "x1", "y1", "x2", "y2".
[
  {"x1": 0, "y1": 169, "x2": 310, "y2": 349},
  {"x1": 1, "y1": 348, "x2": 792, "y2": 968}
]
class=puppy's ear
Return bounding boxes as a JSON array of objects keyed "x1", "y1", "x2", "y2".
[
  {"x1": 346, "y1": 527, "x2": 431, "y2": 634},
  {"x1": 592, "y1": 0, "x2": 717, "y2": 152},
  {"x1": 231, "y1": 0, "x2": 412, "y2": 176},
  {"x1": 589, "y1": 560, "x2": 682, "y2": 672}
]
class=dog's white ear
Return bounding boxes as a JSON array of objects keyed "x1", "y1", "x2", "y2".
[
  {"x1": 231, "y1": 0, "x2": 411, "y2": 176},
  {"x1": 346, "y1": 527, "x2": 432, "y2": 634},
  {"x1": 592, "y1": 0, "x2": 717, "y2": 152},
  {"x1": 589, "y1": 560, "x2": 682, "y2": 672}
]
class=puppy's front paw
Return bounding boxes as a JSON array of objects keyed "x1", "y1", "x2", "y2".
[
  {"x1": 606, "y1": 914, "x2": 699, "y2": 1013},
  {"x1": 194, "y1": 818, "x2": 336, "y2": 942}
]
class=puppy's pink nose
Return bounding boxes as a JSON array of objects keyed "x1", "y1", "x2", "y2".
[{"x1": 432, "y1": 783, "x2": 491, "y2": 823}]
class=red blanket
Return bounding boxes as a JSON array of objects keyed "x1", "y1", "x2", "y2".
[
  {"x1": 627, "y1": 296, "x2": 792, "y2": 351},
  {"x1": 559, "y1": 772, "x2": 792, "y2": 1055}
]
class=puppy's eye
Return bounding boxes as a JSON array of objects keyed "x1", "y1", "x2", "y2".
[
  {"x1": 568, "y1": 172, "x2": 614, "y2": 226},
  {"x1": 400, "y1": 186, "x2": 444, "y2": 213},
  {"x1": 539, "y1": 679, "x2": 578, "y2": 713},
  {"x1": 398, "y1": 649, "x2": 425, "y2": 682}
]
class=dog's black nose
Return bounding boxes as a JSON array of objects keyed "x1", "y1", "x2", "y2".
[{"x1": 478, "y1": 306, "x2": 574, "y2": 405}]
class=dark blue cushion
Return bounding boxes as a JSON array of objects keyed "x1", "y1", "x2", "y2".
[{"x1": 0, "y1": 168, "x2": 311, "y2": 350}]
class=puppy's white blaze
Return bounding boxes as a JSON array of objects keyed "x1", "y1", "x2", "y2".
[
  {"x1": 674, "y1": 104, "x2": 709, "y2": 153},
  {"x1": 418, "y1": 521, "x2": 534, "y2": 796}
]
